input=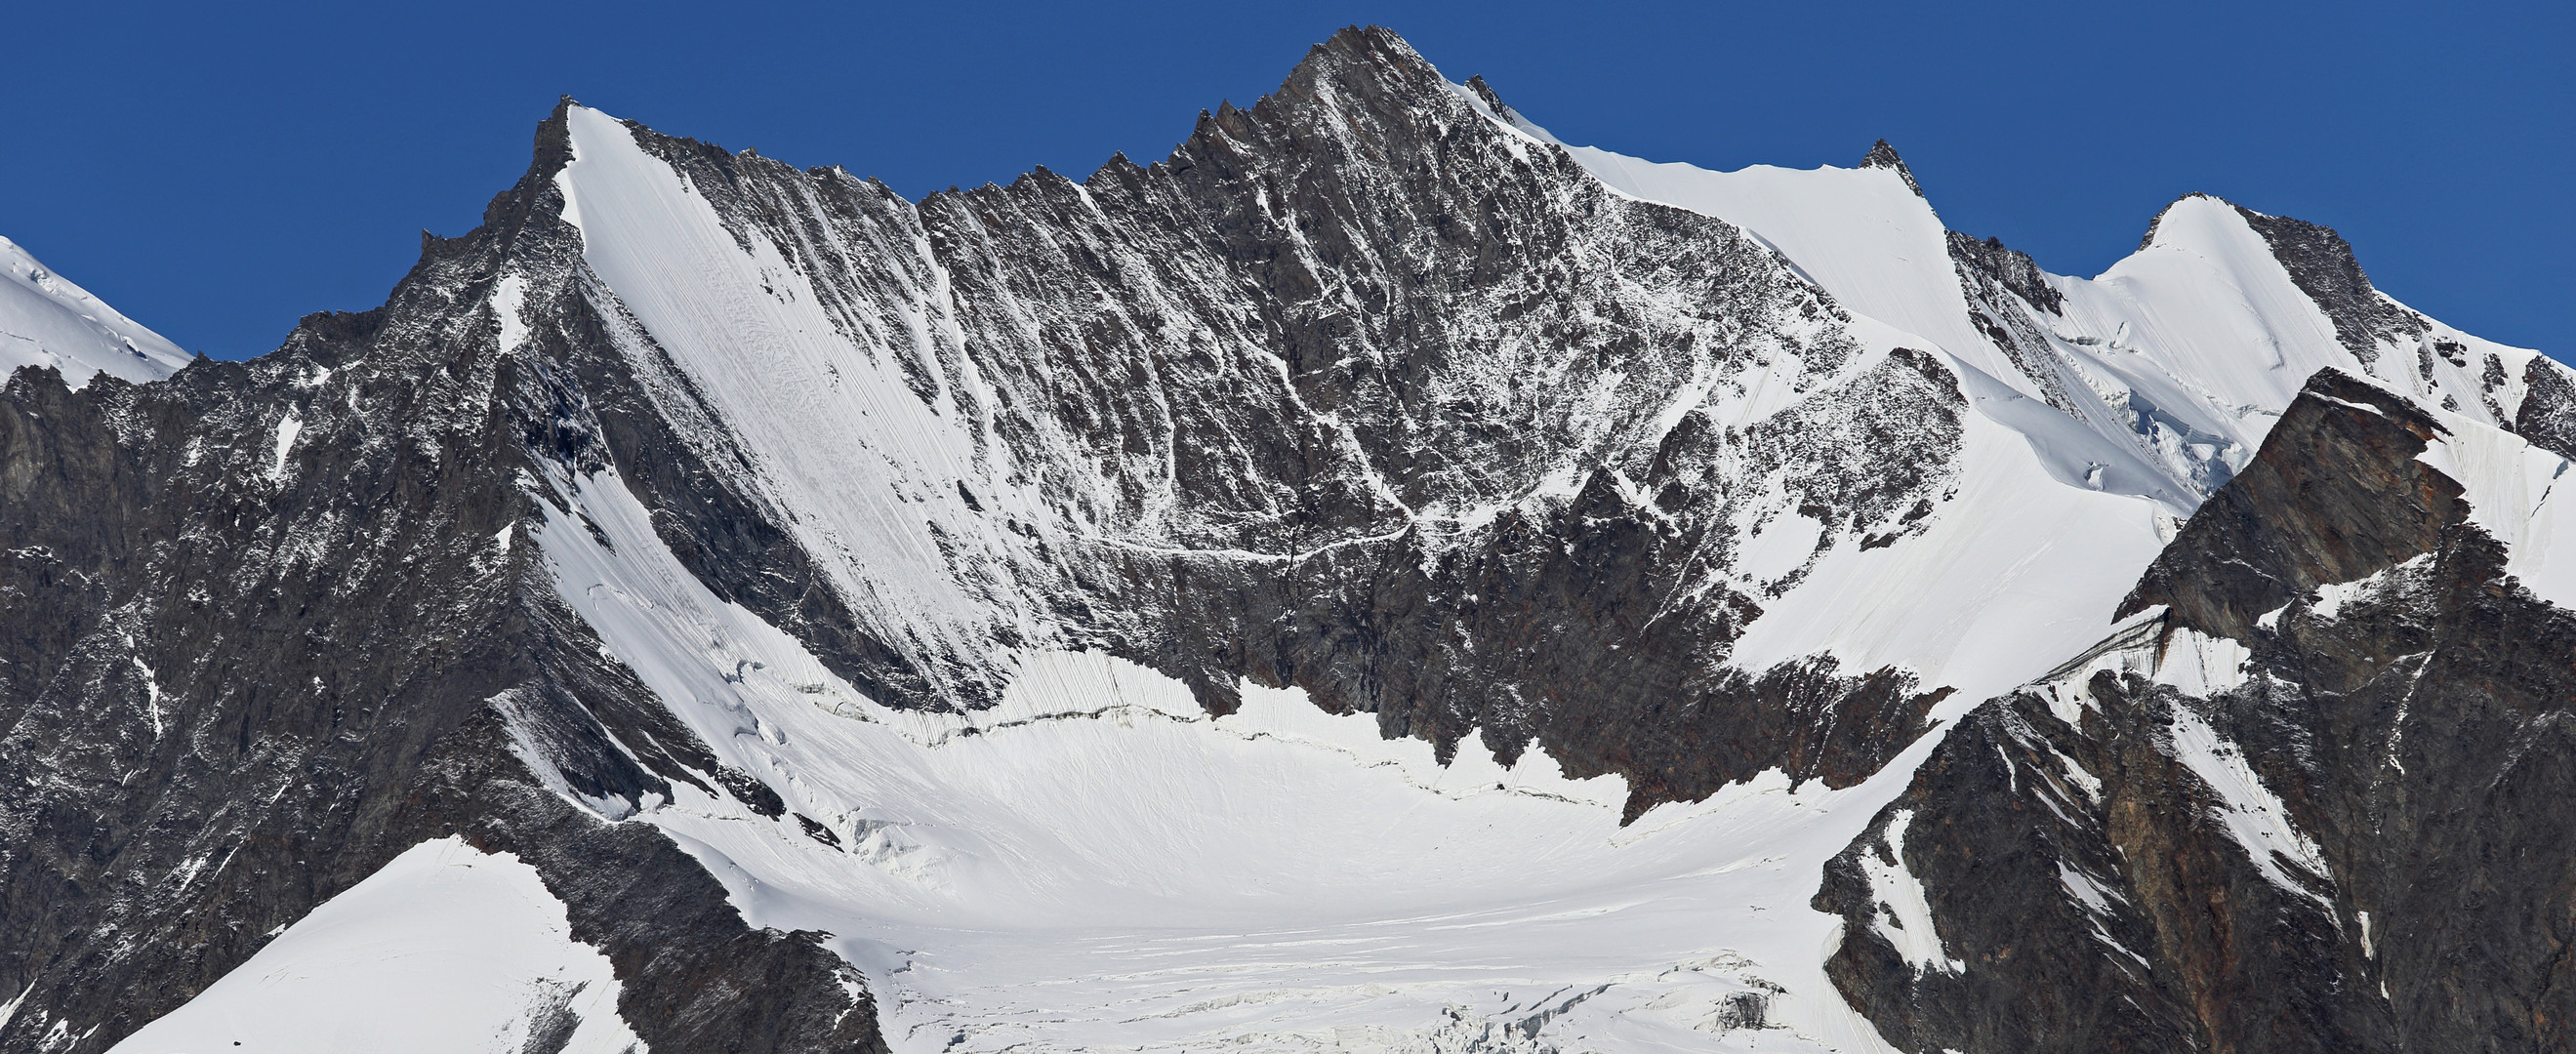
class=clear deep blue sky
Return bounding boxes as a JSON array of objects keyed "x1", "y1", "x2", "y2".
[{"x1": 7, "y1": 0, "x2": 2565, "y2": 359}]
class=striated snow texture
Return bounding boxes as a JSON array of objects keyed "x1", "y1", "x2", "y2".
[
  {"x1": 535, "y1": 454, "x2": 1905, "y2": 1051},
  {"x1": 0, "y1": 236, "x2": 190, "y2": 387},
  {"x1": 104, "y1": 838, "x2": 640, "y2": 1054},
  {"x1": 12, "y1": 23, "x2": 2573, "y2": 1054}
]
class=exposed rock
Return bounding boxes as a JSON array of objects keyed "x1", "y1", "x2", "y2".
[
  {"x1": 5, "y1": 21, "x2": 2561, "y2": 1054},
  {"x1": 2512, "y1": 352, "x2": 2576, "y2": 462},
  {"x1": 0, "y1": 26, "x2": 1962, "y2": 1050},
  {"x1": 2118, "y1": 368, "x2": 2459, "y2": 639},
  {"x1": 2229, "y1": 205, "x2": 2430, "y2": 366},
  {"x1": 1822, "y1": 363, "x2": 2576, "y2": 1053},
  {"x1": 566, "y1": 25, "x2": 1961, "y2": 811},
  {"x1": 1946, "y1": 229, "x2": 2063, "y2": 315},
  {"x1": 0, "y1": 103, "x2": 887, "y2": 1054},
  {"x1": 1860, "y1": 139, "x2": 1924, "y2": 196}
]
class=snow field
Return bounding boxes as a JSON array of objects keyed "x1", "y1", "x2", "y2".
[
  {"x1": 133, "y1": 80, "x2": 2535, "y2": 1054},
  {"x1": 2416, "y1": 404, "x2": 2576, "y2": 608},
  {"x1": 529, "y1": 94, "x2": 2539, "y2": 1050},
  {"x1": 1728, "y1": 339, "x2": 2177, "y2": 711},
  {"x1": 557, "y1": 105, "x2": 1047, "y2": 704},
  {"x1": 0, "y1": 235, "x2": 192, "y2": 388},
  {"x1": 529, "y1": 454, "x2": 1914, "y2": 1052},
  {"x1": 104, "y1": 838, "x2": 639, "y2": 1054}
]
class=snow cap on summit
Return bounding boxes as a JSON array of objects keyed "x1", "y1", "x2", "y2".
[{"x1": 2136, "y1": 190, "x2": 2229, "y2": 252}]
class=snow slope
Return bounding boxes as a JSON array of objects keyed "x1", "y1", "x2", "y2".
[
  {"x1": 0, "y1": 236, "x2": 190, "y2": 387},
  {"x1": 1563, "y1": 146, "x2": 2005, "y2": 390},
  {"x1": 525, "y1": 456, "x2": 1912, "y2": 1053},
  {"x1": 2418, "y1": 401, "x2": 2576, "y2": 609},
  {"x1": 1515, "y1": 111, "x2": 2558, "y2": 514},
  {"x1": 1726, "y1": 363, "x2": 2173, "y2": 705},
  {"x1": 104, "y1": 838, "x2": 640, "y2": 1054},
  {"x1": 506, "y1": 93, "x2": 2556, "y2": 1051},
  {"x1": 130, "y1": 58, "x2": 2561, "y2": 1053},
  {"x1": 1454, "y1": 93, "x2": 2189, "y2": 699}
]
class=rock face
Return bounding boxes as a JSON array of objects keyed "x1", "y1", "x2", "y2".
[
  {"x1": 2, "y1": 21, "x2": 2569, "y2": 1054},
  {"x1": 1819, "y1": 368, "x2": 2576, "y2": 1052},
  {"x1": 2228, "y1": 206, "x2": 2430, "y2": 366},
  {"x1": 532, "y1": 28, "x2": 1969, "y2": 818},
  {"x1": 2119, "y1": 370, "x2": 2464, "y2": 640},
  {"x1": 0, "y1": 139, "x2": 888, "y2": 1052},
  {"x1": 1, "y1": 27, "x2": 1966, "y2": 1051}
]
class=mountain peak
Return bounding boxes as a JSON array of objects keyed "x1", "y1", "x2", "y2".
[
  {"x1": 1860, "y1": 139, "x2": 1922, "y2": 196},
  {"x1": 2135, "y1": 190, "x2": 2226, "y2": 252},
  {"x1": 1313, "y1": 23, "x2": 1421, "y2": 65},
  {"x1": 14, "y1": 24, "x2": 2567, "y2": 1054},
  {"x1": 1280, "y1": 24, "x2": 1450, "y2": 106},
  {"x1": 1166, "y1": 23, "x2": 1481, "y2": 181},
  {"x1": 2138, "y1": 191, "x2": 2428, "y2": 361},
  {"x1": 2228, "y1": 202, "x2": 2428, "y2": 358}
]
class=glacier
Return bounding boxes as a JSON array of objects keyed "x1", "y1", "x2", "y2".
[{"x1": 22, "y1": 25, "x2": 2567, "y2": 1054}]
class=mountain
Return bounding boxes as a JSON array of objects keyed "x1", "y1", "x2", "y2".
[
  {"x1": 3, "y1": 25, "x2": 2568, "y2": 1054},
  {"x1": 0, "y1": 237, "x2": 191, "y2": 387}
]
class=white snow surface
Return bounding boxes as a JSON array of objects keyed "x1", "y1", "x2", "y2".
[
  {"x1": 1536, "y1": 119, "x2": 2557, "y2": 516},
  {"x1": 2167, "y1": 706, "x2": 2332, "y2": 902},
  {"x1": 498, "y1": 92, "x2": 2565, "y2": 1051},
  {"x1": 108, "y1": 837, "x2": 640, "y2": 1054},
  {"x1": 556, "y1": 105, "x2": 1052, "y2": 702},
  {"x1": 1504, "y1": 112, "x2": 2576, "y2": 698},
  {"x1": 266, "y1": 412, "x2": 302, "y2": 485},
  {"x1": 1726, "y1": 343, "x2": 2175, "y2": 708},
  {"x1": 524, "y1": 457, "x2": 1919, "y2": 1051},
  {"x1": 1565, "y1": 147, "x2": 2003, "y2": 387},
  {"x1": 1858, "y1": 810, "x2": 1963, "y2": 974},
  {"x1": 0, "y1": 235, "x2": 190, "y2": 388},
  {"x1": 2417, "y1": 406, "x2": 2576, "y2": 608}
]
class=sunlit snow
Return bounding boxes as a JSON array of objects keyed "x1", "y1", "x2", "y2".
[
  {"x1": 106, "y1": 838, "x2": 640, "y2": 1054},
  {"x1": 133, "y1": 63, "x2": 2576, "y2": 1052},
  {"x1": 0, "y1": 236, "x2": 191, "y2": 388},
  {"x1": 526, "y1": 455, "x2": 1912, "y2": 1052}
]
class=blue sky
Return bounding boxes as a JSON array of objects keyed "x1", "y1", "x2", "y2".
[{"x1": 6, "y1": 0, "x2": 2564, "y2": 358}]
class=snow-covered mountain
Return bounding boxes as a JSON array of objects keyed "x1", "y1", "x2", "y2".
[
  {"x1": 0, "y1": 236, "x2": 191, "y2": 387},
  {"x1": 5, "y1": 25, "x2": 2570, "y2": 1054}
]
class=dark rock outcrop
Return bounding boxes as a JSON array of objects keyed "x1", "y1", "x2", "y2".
[
  {"x1": 2512, "y1": 352, "x2": 2576, "y2": 463},
  {"x1": 1861, "y1": 139, "x2": 1925, "y2": 196},
  {"x1": 1821, "y1": 364, "x2": 2576, "y2": 1053},
  {"x1": 2229, "y1": 206, "x2": 2429, "y2": 366},
  {"x1": 2118, "y1": 368, "x2": 2460, "y2": 640},
  {"x1": 1946, "y1": 229, "x2": 2064, "y2": 315},
  {"x1": 0, "y1": 103, "x2": 889, "y2": 1054},
  {"x1": 0, "y1": 26, "x2": 1963, "y2": 1050},
  {"x1": 1945, "y1": 227, "x2": 2086, "y2": 419}
]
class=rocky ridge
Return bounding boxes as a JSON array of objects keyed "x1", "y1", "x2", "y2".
[
  {"x1": 0, "y1": 22, "x2": 2566, "y2": 1054},
  {"x1": 1819, "y1": 369, "x2": 2576, "y2": 1052}
]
